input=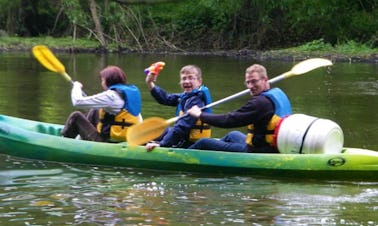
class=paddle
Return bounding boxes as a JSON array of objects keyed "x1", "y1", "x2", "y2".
[
  {"x1": 32, "y1": 45, "x2": 74, "y2": 84},
  {"x1": 32, "y1": 45, "x2": 87, "y2": 96},
  {"x1": 127, "y1": 58, "x2": 333, "y2": 146}
]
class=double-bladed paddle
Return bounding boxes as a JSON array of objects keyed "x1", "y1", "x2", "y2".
[
  {"x1": 32, "y1": 45, "x2": 73, "y2": 84},
  {"x1": 126, "y1": 58, "x2": 333, "y2": 146},
  {"x1": 32, "y1": 45, "x2": 86, "y2": 96}
]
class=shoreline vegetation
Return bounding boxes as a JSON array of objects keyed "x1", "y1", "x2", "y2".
[{"x1": 1, "y1": 37, "x2": 378, "y2": 63}]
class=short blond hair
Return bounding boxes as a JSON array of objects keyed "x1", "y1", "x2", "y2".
[
  {"x1": 180, "y1": 65, "x2": 202, "y2": 80},
  {"x1": 246, "y1": 64, "x2": 268, "y2": 79}
]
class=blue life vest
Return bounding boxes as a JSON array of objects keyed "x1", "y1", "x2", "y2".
[
  {"x1": 175, "y1": 85, "x2": 212, "y2": 115},
  {"x1": 246, "y1": 87, "x2": 292, "y2": 147},
  {"x1": 175, "y1": 85, "x2": 213, "y2": 142},
  {"x1": 261, "y1": 87, "x2": 292, "y2": 117},
  {"x1": 109, "y1": 84, "x2": 142, "y2": 116}
]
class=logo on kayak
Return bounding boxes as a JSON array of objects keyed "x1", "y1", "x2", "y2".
[{"x1": 327, "y1": 157, "x2": 346, "y2": 167}]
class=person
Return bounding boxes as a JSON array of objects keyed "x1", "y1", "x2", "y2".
[
  {"x1": 145, "y1": 64, "x2": 212, "y2": 151},
  {"x1": 187, "y1": 64, "x2": 292, "y2": 153},
  {"x1": 61, "y1": 65, "x2": 142, "y2": 142}
]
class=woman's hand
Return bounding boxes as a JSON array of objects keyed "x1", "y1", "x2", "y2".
[{"x1": 73, "y1": 81, "x2": 83, "y2": 89}]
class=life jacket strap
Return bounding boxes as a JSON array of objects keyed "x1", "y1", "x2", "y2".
[{"x1": 111, "y1": 120, "x2": 134, "y2": 128}]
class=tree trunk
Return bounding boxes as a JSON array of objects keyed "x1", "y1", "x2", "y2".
[
  {"x1": 6, "y1": 7, "x2": 15, "y2": 35},
  {"x1": 88, "y1": 0, "x2": 106, "y2": 47}
]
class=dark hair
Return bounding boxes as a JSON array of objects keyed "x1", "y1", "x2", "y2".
[{"x1": 99, "y1": 66, "x2": 127, "y2": 86}]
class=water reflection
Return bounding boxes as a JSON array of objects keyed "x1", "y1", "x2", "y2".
[
  {"x1": 0, "y1": 156, "x2": 376, "y2": 225},
  {"x1": 0, "y1": 169, "x2": 62, "y2": 186}
]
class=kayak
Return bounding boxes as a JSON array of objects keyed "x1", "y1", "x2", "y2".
[{"x1": 0, "y1": 114, "x2": 377, "y2": 180}]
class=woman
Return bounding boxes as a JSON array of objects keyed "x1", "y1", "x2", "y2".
[{"x1": 61, "y1": 65, "x2": 142, "y2": 142}]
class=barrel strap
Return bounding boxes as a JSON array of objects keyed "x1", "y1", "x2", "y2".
[{"x1": 299, "y1": 118, "x2": 319, "y2": 154}]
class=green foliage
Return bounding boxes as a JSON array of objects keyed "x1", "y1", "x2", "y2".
[
  {"x1": 150, "y1": 0, "x2": 247, "y2": 49},
  {"x1": 335, "y1": 40, "x2": 375, "y2": 55},
  {"x1": 293, "y1": 39, "x2": 333, "y2": 52},
  {"x1": 63, "y1": 0, "x2": 90, "y2": 27},
  {"x1": 1, "y1": 0, "x2": 378, "y2": 51},
  {"x1": 282, "y1": 0, "x2": 378, "y2": 46},
  {"x1": 272, "y1": 39, "x2": 378, "y2": 58}
]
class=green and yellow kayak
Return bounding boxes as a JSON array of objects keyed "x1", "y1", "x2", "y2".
[{"x1": 0, "y1": 114, "x2": 377, "y2": 180}]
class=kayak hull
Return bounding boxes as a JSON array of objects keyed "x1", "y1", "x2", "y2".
[{"x1": 1, "y1": 114, "x2": 377, "y2": 180}]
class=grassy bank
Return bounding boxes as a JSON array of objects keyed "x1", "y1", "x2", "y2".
[
  {"x1": 1, "y1": 36, "x2": 377, "y2": 63},
  {"x1": 267, "y1": 39, "x2": 378, "y2": 63},
  {"x1": 0, "y1": 37, "x2": 100, "y2": 51}
]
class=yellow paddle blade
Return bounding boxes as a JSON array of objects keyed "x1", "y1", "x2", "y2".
[
  {"x1": 290, "y1": 58, "x2": 332, "y2": 76},
  {"x1": 127, "y1": 117, "x2": 170, "y2": 146},
  {"x1": 32, "y1": 45, "x2": 72, "y2": 82},
  {"x1": 269, "y1": 58, "x2": 332, "y2": 84},
  {"x1": 32, "y1": 45, "x2": 65, "y2": 73}
]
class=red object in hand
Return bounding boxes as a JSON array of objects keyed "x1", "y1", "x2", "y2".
[{"x1": 144, "y1": 61, "x2": 165, "y2": 76}]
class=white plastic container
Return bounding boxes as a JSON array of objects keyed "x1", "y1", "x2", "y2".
[{"x1": 276, "y1": 114, "x2": 344, "y2": 154}]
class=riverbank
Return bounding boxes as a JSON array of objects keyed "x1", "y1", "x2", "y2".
[{"x1": 1, "y1": 37, "x2": 378, "y2": 63}]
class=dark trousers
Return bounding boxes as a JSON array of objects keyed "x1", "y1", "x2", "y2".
[
  {"x1": 61, "y1": 109, "x2": 105, "y2": 142},
  {"x1": 189, "y1": 131, "x2": 248, "y2": 152},
  {"x1": 188, "y1": 130, "x2": 278, "y2": 153}
]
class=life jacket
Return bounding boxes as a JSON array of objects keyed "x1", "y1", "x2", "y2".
[
  {"x1": 97, "y1": 84, "x2": 142, "y2": 142},
  {"x1": 245, "y1": 88, "x2": 292, "y2": 147},
  {"x1": 176, "y1": 85, "x2": 212, "y2": 142}
]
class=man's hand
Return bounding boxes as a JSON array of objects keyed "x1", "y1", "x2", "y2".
[{"x1": 187, "y1": 105, "x2": 202, "y2": 118}]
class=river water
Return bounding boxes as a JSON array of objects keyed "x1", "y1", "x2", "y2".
[{"x1": 0, "y1": 52, "x2": 377, "y2": 225}]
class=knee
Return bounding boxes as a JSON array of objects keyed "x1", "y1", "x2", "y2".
[
  {"x1": 222, "y1": 131, "x2": 239, "y2": 140},
  {"x1": 195, "y1": 138, "x2": 209, "y2": 145},
  {"x1": 69, "y1": 111, "x2": 86, "y2": 120},
  {"x1": 228, "y1": 131, "x2": 243, "y2": 137},
  {"x1": 189, "y1": 138, "x2": 208, "y2": 149},
  {"x1": 222, "y1": 131, "x2": 246, "y2": 142}
]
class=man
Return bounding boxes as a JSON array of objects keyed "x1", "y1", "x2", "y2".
[{"x1": 187, "y1": 64, "x2": 292, "y2": 153}]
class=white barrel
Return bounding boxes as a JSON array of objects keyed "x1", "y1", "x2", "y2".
[{"x1": 276, "y1": 114, "x2": 344, "y2": 154}]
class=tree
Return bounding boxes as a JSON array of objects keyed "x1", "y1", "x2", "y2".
[{"x1": 88, "y1": 0, "x2": 106, "y2": 47}]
